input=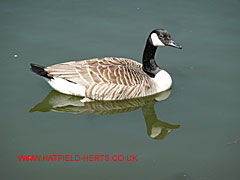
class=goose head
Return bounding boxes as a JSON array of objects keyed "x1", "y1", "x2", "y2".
[{"x1": 149, "y1": 29, "x2": 182, "y2": 49}]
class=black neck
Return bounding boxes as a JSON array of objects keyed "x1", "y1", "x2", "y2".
[{"x1": 142, "y1": 38, "x2": 160, "y2": 78}]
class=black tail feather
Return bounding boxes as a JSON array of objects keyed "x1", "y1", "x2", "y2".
[{"x1": 30, "y1": 64, "x2": 53, "y2": 79}]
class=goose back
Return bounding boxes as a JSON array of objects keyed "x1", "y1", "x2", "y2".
[{"x1": 45, "y1": 57, "x2": 158, "y2": 100}]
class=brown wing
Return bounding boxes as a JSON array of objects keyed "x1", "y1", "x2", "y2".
[
  {"x1": 45, "y1": 57, "x2": 145, "y2": 85},
  {"x1": 45, "y1": 57, "x2": 153, "y2": 100}
]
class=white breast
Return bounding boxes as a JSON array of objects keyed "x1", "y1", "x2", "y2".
[{"x1": 151, "y1": 70, "x2": 172, "y2": 93}]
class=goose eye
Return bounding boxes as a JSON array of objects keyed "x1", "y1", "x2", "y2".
[{"x1": 159, "y1": 34, "x2": 164, "y2": 38}]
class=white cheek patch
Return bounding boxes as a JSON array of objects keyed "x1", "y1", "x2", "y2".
[{"x1": 151, "y1": 33, "x2": 165, "y2": 47}]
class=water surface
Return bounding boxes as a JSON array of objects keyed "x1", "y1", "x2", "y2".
[{"x1": 1, "y1": 0, "x2": 240, "y2": 179}]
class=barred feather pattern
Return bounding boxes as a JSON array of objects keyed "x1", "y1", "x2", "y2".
[{"x1": 45, "y1": 57, "x2": 159, "y2": 100}]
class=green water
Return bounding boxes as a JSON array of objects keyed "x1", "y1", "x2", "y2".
[{"x1": 1, "y1": 0, "x2": 240, "y2": 179}]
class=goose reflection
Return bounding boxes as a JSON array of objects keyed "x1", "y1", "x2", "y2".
[{"x1": 30, "y1": 90, "x2": 180, "y2": 140}]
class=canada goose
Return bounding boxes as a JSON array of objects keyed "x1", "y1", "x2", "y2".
[{"x1": 30, "y1": 29, "x2": 182, "y2": 101}]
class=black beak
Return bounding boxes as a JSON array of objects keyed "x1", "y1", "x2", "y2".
[{"x1": 168, "y1": 39, "x2": 182, "y2": 49}]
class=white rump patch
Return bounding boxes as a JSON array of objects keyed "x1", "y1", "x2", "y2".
[
  {"x1": 151, "y1": 33, "x2": 165, "y2": 47},
  {"x1": 151, "y1": 70, "x2": 172, "y2": 93},
  {"x1": 46, "y1": 78, "x2": 85, "y2": 97}
]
